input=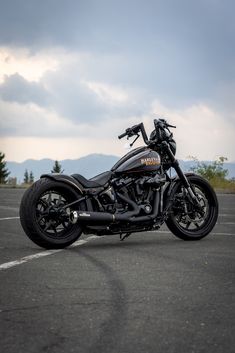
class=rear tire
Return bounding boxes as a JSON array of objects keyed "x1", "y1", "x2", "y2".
[
  {"x1": 166, "y1": 175, "x2": 218, "y2": 240},
  {"x1": 20, "y1": 178, "x2": 85, "y2": 249}
]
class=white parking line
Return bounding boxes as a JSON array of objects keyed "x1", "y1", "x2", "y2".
[
  {"x1": 0, "y1": 206, "x2": 19, "y2": 211},
  {"x1": 0, "y1": 217, "x2": 20, "y2": 221},
  {"x1": 218, "y1": 222, "x2": 235, "y2": 225},
  {"x1": 0, "y1": 235, "x2": 99, "y2": 271},
  {"x1": 219, "y1": 214, "x2": 235, "y2": 217},
  {"x1": 152, "y1": 230, "x2": 235, "y2": 236},
  {"x1": 212, "y1": 232, "x2": 235, "y2": 236}
]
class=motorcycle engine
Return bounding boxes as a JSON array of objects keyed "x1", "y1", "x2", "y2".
[
  {"x1": 109, "y1": 173, "x2": 166, "y2": 214},
  {"x1": 99, "y1": 186, "x2": 117, "y2": 213}
]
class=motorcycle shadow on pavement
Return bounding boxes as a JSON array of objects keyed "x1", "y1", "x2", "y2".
[
  {"x1": 73, "y1": 233, "x2": 211, "y2": 252},
  {"x1": 78, "y1": 236, "x2": 174, "y2": 250}
]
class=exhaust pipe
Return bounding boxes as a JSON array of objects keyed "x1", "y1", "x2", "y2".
[
  {"x1": 70, "y1": 192, "x2": 160, "y2": 225},
  {"x1": 70, "y1": 192, "x2": 139, "y2": 224},
  {"x1": 70, "y1": 210, "x2": 115, "y2": 224}
]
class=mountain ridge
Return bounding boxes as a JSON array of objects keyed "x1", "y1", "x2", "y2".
[
  {"x1": 6, "y1": 154, "x2": 119, "y2": 183},
  {"x1": 6, "y1": 153, "x2": 235, "y2": 183}
]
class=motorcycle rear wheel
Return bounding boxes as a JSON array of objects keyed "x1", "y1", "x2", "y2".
[
  {"x1": 20, "y1": 178, "x2": 85, "y2": 249},
  {"x1": 166, "y1": 175, "x2": 218, "y2": 240}
]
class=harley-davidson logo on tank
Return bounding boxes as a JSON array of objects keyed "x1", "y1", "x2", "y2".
[{"x1": 141, "y1": 156, "x2": 161, "y2": 166}]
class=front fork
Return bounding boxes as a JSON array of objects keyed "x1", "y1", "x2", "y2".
[
  {"x1": 172, "y1": 160, "x2": 199, "y2": 203},
  {"x1": 162, "y1": 141, "x2": 201, "y2": 208}
]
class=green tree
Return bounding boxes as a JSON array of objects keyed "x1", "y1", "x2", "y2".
[
  {"x1": 29, "y1": 171, "x2": 34, "y2": 183},
  {"x1": 0, "y1": 152, "x2": 10, "y2": 184},
  {"x1": 51, "y1": 160, "x2": 63, "y2": 173},
  {"x1": 24, "y1": 169, "x2": 29, "y2": 184},
  {"x1": 190, "y1": 156, "x2": 228, "y2": 182}
]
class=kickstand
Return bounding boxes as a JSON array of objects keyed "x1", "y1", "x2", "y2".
[{"x1": 120, "y1": 232, "x2": 131, "y2": 241}]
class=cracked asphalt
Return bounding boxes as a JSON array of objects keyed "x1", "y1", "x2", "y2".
[{"x1": 0, "y1": 188, "x2": 234, "y2": 353}]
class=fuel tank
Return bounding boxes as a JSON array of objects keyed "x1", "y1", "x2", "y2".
[{"x1": 112, "y1": 147, "x2": 161, "y2": 174}]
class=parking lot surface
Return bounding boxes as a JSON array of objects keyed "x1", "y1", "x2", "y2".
[{"x1": 0, "y1": 188, "x2": 234, "y2": 353}]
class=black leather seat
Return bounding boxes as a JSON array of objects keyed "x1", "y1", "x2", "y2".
[{"x1": 71, "y1": 171, "x2": 112, "y2": 188}]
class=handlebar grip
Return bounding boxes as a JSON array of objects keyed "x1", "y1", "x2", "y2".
[{"x1": 118, "y1": 132, "x2": 127, "y2": 139}]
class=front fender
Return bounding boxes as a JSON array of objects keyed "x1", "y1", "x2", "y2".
[
  {"x1": 40, "y1": 173, "x2": 84, "y2": 194},
  {"x1": 165, "y1": 172, "x2": 196, "y2": 196},
  {"x1": 163, "y1": 172, "x2": 197, "y2": 209}
]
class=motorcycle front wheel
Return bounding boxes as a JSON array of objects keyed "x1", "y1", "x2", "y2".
[
  {"x1": 20, "y1": 178, "x2": 85, "y2": 249},
  {"x1": 166, "y1": 175, "x2": 218, "y2": 240}
]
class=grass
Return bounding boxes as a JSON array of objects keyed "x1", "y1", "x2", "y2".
[
  {"x1": 209, "y1": 178, "x2": 235, "y2": 193},
  {"x1": 0, "y1": 183, "x2": 29, "y2": 189}
]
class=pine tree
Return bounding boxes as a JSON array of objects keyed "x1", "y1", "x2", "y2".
[
  {"x1": 0, "y1": 152, "x2": 10, "y2": 184},
  {"x1": 24, "y1": 169, "x2": 29, "y2": 184},
  {"x1": 51, "y1": 160, "x2": 63, "y2": 173},
  {"x1": 29, "y1": 171, "x2": 34, "y2": 183}
]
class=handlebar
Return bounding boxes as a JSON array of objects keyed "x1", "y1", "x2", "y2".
[
  {"x1": 118, "y1": 118, "x2": 176, "y2": 146},
  {"x1": 118, "y1": 124, "x2": 147, "y2": 142},
  {"x1": 118, "y1": 127, "x2": 135, "y2": 139},
  {"x1": 118, "y1": 131, "x2": 128, "y2": 139}
]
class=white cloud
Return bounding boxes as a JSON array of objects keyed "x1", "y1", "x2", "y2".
[
  {"x1": 0, "y1": 45, "x2": 234, "y2": 162},
  {"x1": 1, "y1": 94, "x2": 234, "y2": 162},
  {"x1": 0, "y1": 47, "x2": 59, "y2": 83},
  {"x1": 85, "y1": 81, "x2": 129, "y2": 105},
  {"x1": 149, "y1": 100, "x2": 235, "y2": 161},
  {"x1": 0, "y1": 100, "x2": 78, "y2": 137},
  {"x1": 0, "y1": 97, "x2": 137, "y2": 140}
]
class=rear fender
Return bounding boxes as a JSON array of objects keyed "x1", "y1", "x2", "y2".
[{"x1": 40, "y1": 173, "x2": 84, "y2": 194}]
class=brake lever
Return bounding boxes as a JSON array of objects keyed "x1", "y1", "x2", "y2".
[{"x1": 129, "y1": 134, "x2": 140, "y2": 147}]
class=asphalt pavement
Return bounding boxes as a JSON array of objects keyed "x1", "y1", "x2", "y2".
[{"x1": 0, "y1": 188, "x2": 234, "y2": 353}]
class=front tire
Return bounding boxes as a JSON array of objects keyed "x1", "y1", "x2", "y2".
[
  {"x1": 20, "y1": 178, "x2": 85, "y2": 249},
  {"x1": 166, "y1": 175, "x2": 218, "y2": 240}
]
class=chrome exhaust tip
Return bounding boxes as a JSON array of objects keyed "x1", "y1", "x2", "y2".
[{"x1": 70, "y1": 210, "x2": 78, "y2": 224}]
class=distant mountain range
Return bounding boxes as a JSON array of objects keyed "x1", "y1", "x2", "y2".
[
  {"x1": 6, "y1": 153, "x2": 235, "y2": 183},
  {"x1": 6, "y1": 154, "x2": 119, "y2": 183}
]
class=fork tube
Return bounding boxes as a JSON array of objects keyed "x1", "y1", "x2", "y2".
[{"x1": 162, "y1": 141, "x2": 198, "y2": 201}]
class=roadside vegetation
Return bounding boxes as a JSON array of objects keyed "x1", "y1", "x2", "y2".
[
  {"x1": 189, "y1": 156, "x2": 235, "y2": 193},
  {"x1": 0, "y1": 152, "x2": 10, "y2": 184},
  {"x1": 51, "y1": 160, "x2": 63, "y2": 173},
  {"x1": 0, "y1": 153, "x2": 64, "y2": 188},
  {"x1": 23, "y1": 169, "x2": 35, "y2": 185}
]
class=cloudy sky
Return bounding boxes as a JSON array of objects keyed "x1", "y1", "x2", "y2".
[{"x1": 0, "y1": 0, "x2": 234, "y2": 162}]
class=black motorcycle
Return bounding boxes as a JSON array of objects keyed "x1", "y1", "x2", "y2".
[{"x1": 20, "y1": 119, "x2": 218, "y2": 249}]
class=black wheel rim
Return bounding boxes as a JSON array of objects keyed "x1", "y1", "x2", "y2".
[
  {"x1": 173, "y1": 185, "x2": 210, "y2": 232},
  {"x1": 36, "y1": 190, "x2": 74, "y2": 239}
]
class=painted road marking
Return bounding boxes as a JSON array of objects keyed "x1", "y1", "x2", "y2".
[
  {"x1": 212, "y1": 232, "x2": 235, "y2": 235},
  {"x1": 0, "y1": 206, "x2": 19, "y2": 211},
  {"x1": 219, "y1": 214, "x2": 235, "y2": 217},
  {"x1": 0, "y1": 235, "x2": 99, "y2": 271},
  {"x1": 218, "y1": 222, "x2": 235, "y2": 225},
  {"x1": 0, "y1": 217, "x2": 20, "y2": 221},
  {"x1": 152, "y1": 230, "x2": 235, "y2": 236}
]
